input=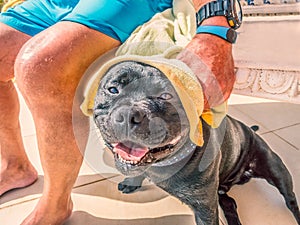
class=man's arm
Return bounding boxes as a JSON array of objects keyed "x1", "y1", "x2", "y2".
[{"x1": 177, "y1": 0, "x2": 236, "y2": 109}]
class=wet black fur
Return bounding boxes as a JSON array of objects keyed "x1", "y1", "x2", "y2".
[{"x1": 94, "y1": 61, "x2": 300, "y2": 225}]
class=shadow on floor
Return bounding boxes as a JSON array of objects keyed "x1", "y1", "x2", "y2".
[
  {"x1": 0, "y1": 174, "x2": 169, "y2": 206},
  {"x1": 66, "y1": 211, "x2": 195, "y2": 225}
]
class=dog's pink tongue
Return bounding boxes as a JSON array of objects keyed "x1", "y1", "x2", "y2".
[{"x1": 114, "y1": 143, "x2": 149, "y2": 161}]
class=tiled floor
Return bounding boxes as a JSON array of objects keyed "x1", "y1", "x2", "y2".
[{"x1": 0, "y1": 90, "x2": 299, "y2": 225}]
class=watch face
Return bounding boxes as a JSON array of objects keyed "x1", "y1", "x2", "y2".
[{"x1": 232, "y1": 0, "x2": 243, "y2": 29}]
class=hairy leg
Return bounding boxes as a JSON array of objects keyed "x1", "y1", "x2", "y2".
[
  {"x1": 0, "y1": 23, "x2": 37, "y2": 196},
  {"x1": 15, "y1": 21, "x2": 120, "y2": 225}
]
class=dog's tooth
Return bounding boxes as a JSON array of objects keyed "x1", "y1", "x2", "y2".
[
  {"x1": 147, "y1": 158, "x2": 152, "y2": 163},
  {"x1": 170, "y1": 135, "x2": 181, "y2": 145}
]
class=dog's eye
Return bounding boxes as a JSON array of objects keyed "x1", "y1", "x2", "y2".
[
  {"x1": 108, "y1": 87, "x2": 119, "y2": 94},
  {"x1": 159, "y1": 93, "x2": 173, "y2": 100}
]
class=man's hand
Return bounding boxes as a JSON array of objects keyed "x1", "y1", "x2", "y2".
[{"x1": 177, "y1": 16, "x2": 235, "y2": 109}]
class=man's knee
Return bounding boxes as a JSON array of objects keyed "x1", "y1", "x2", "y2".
[
  {"x1": 14, "y1": 34, "x2": 95, "y2": 122},
  {"x1": 15, "y1": 47, "x2": 52, "y2": 103},
  {"x1": 14, "y1": 34, "x2": 76, "y2": 108},
  {"x1": 14, "y1": 21, "x2": 120, "y2": 110}
]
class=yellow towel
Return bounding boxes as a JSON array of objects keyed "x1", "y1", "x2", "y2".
[
  {"x1": 81, "y1": 0, "x2": 227, "y2": 146},
  {"x1": 1, "y1": 0, "x2": 25, "y2": 12}
]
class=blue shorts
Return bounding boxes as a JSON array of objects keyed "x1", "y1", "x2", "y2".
[{"x1": 0, "y1": 0, "x2": 172, "y2": 42}]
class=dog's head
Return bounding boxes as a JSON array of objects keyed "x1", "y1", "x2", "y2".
[{"x1": 93, "y1": 61, "x2": 191, "y2": 176}]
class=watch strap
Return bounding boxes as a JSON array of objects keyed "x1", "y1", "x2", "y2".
[
  {"x1": 196, "y1": 0, "x2": 228, "y2": 27},
  {"x1": 196, "y1": 25, "x2": 237, "y2": 44}
]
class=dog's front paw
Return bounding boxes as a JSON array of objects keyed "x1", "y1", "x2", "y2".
[
  {"x1": 118, "y1": 182, "x2": 141, "y2": 194},
  {"x1": 118, "y1": 176, "x2": 145, "y2": 194}
]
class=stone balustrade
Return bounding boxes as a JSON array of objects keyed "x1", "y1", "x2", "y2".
[
  {"x1": 241, "y1": 0, "x2": 300, "y2": 6},
  {"x1": 233, "y1": 3, "x2": 300, "y2": 103}
]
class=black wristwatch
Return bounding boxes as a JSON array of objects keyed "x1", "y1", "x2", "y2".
[{"x1": 196, "y1": 0, "x2": 243, "y2": 30}]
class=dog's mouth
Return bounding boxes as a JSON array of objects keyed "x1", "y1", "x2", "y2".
[{"x1": 105, "y1": 132, "x2": 185, "y2": 166}]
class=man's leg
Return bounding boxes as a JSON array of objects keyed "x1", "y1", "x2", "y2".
[
  {"x1": 14, "y1": 21, "x2": 120, "y2": 225},
  {"x1": 0, "y1": 23, "x2": 37, "y2": 196}
]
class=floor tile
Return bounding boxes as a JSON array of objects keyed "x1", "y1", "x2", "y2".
[
  {"x1": 228, "y1": 94, "x2": 280, "y2": 134},
  {"x1": 231, "y1": 102, "x2": 300, "y2": 131},
  {"x1": 228, "y1": 131, "x2": 300, "y2": 225},
  {"x1": 261, "y1": 132, "x2": 300, "y2": 190},
  {"x1": 0, "y1": 178, "x2": 43, "y2": 208},
  {"x1": 0, "y1": 197, "x2": 40, "y2": 225},
  {"x1": 72, "y1": 175, "x2": 169, "y2": 203},
  {"x1": 66, "y1": 211, "x2": 195, "y2": 225},
  {"x1": 69, "y1": 177, "x2": 224, "y2": 225},
  {"x1": 1, "y1": 177, "x2": 196, "y2": 225},
  {"x1": 274, "y1": 124, "x2": 300, "y2": 150},
  {"x1": 229, "y1": 179, "x2": 298, "y2": 225},
  {"x1": 228, "y1": 105, "x2": 269, "y2": 134},
  {"x1": 228, "y1": 94, "x2": 280, "y2": 105}
]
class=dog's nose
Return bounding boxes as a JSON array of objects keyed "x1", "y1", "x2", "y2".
[
  {"x1": 130, "y1": 109, "x2": 145, "y2": 124},
  {"x1": 113, "y1": 107, "x2": 145, "y2": 125}
]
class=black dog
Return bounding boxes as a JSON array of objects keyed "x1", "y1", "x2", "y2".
[{"x1": 93, "y1": 61, "x2": 300, "y2": 225}]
